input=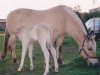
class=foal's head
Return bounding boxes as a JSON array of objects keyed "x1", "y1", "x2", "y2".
[{"x1": 79, "y1": 34, "x2": 98, "y2": 67}]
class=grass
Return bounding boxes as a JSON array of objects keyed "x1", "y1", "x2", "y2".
[{"x1": 0, "y1": 31, "x2": 100, "y2": 75}]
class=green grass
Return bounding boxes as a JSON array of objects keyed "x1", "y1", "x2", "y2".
[{"x1": 0, "y1": 31, "x2": 100, "y2": 75}]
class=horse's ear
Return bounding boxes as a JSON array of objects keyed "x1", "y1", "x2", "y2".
[
  {"x1": 91, "y1": 35, "x2": 96, "y2": 40},
  {"x1": 88, "y1": 35, "x2": 95, "y2": 41}
]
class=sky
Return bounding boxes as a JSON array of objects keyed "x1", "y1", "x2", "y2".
[{"x1": 0, "y1": 0, "x2": 100, "y2": 19}]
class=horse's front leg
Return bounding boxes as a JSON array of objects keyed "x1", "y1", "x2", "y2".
[
  {"x1": 56, "y1": 36, "x2": 64, "y2": 65},
  {"x1": 28, "y1": 43, "x2": 34, "y2": 70},
  {"x1": 18, "y1": 41, "x2": 28, "y2": 71},
  {"x1": 8, "y1": 34, "x2": 17, "y2": 63}
]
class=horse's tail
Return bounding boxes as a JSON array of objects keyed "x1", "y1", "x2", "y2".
[{"x1": 1, "y1": 29, "x2": 10, "y2": 59}]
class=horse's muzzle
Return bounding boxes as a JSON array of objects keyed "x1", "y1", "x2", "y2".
[{"x1": 87, "y1": 58, "x2": 98, "y2": 67}]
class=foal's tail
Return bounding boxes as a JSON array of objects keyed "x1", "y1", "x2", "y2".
[{"x1": 1, "y1": 29, "x2": 10, "y2": 59}]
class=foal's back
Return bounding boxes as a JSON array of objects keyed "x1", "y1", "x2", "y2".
[{"x1": 17, "y1": 25, "x2": 52, "y2": 43}]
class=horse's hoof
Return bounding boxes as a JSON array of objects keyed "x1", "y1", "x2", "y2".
[
  {"x1": 0, "y1": 55, "x2": 6, "y2": 60},
  {"x1": 13, "y1": 58, "x2": 18, "y2": 64},
  {"x1": 57, "y1": 58, "x2": 64, "y2": 65}
]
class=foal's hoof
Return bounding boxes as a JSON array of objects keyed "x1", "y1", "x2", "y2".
[
  {"x1": 30, "y1": 66, "x2": 34, "y2": 71},
  {"x1": 44, "y1": 71, "x2": 49, "y2": 75},
  {"x1": 55, "y1": 68, "x2": 58, "y2": 72},
  {"x1": 18, "y1": 69, "x2": 21, "y2": 72},
  {"x1": 18, "y1": 67, "x2": 22, "y2": 72}
]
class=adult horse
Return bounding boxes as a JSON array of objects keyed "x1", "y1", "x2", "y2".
[{"x1": 1, "y1": 5, "x2": 98, "y2": 66}]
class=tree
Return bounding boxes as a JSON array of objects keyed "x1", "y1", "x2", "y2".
[
  {"x1": 81, "y1": 11, "x2": 100, "y2": 22},
  {"x1": 74, "y1": 5, "x2": 81, "y2": 12}
]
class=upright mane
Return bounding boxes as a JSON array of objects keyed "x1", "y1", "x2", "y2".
[
  {"x1": 62, "y1": 5, "x2": 88, "y2": 35},
  {"x1": 75, "y1": 11, "x2": 89, "y2": 34}
]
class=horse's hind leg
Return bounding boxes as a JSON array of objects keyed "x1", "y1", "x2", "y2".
[
  {"x1": 8, "y1": 34, "x2": 17, "y2": 63},
  {"x1": 1, "y1": 30, "x2": 10, "y2": 60},
  {"x1": 28, "y1": 43, "x2": 34, "y2": 70},
  {"x1": 56, "y1": 37, "x2": 64, "y2": 65}
]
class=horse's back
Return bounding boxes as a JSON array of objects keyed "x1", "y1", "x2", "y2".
[{"x1": 6, "y1": 5, "x2": 67, "y2": 34}]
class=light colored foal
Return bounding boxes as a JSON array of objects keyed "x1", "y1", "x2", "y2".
[{"x1": 16, "y1": 25, "x2": 58, "y2": 75}]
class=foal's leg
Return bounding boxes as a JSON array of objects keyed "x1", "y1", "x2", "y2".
[
  {"x1": 18, "y1": 41, "x2": 28, "y2": 71},
  {"x1": 38, "y1": 41, "x2": 50, "y2": 75},
  {"x1": 28, "y1": 44, "x2": 34, "y2": 70},
  {"x1": 56, "y1": 37, "x2": 64, "y2": 65},
  {"x1": 46, "y1": 42, "x2": 58, "y2": 72},
  {"x1": 8, "y1": 34, "x2": 17, "y2": 63}
]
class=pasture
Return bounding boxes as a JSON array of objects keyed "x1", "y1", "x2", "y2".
[{"x1": 0, "y1": 31, "x2": 100, "y2": 75}]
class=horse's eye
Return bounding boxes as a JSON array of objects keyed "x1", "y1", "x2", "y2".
[{"x1": 88, "y1": 48, "x2": 92, "y2": 51}]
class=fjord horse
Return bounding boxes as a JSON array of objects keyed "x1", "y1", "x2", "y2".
[{"x1": 1, "y1": 5, "x2": 98, "y2": 66}]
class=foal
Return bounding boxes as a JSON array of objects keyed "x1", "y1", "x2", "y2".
[{"x1": 14, "y1": 25, "x2": 58, "y2": 75}]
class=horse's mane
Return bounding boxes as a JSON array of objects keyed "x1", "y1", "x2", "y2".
[
  {"x1": 75, "y1": 11, "x2": 89, "y2": 34},
  {"x1": 62, "y1": 5, "x2": 88, "y2": 35}
]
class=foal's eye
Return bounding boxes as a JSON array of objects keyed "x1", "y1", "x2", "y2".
[{"x1": 88, "y1": 48, "x2": 92, "y2": 51}]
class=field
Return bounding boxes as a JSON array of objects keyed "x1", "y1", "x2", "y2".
[{"x1": 0, "y1": 31, "x2": 100, "y2": 75}]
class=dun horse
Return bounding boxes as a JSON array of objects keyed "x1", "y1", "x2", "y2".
[
  {"x1": 16, "y1": 25, "x2": 58, "y2": 75},
  {"x1": 1, "y1": 5, "x2": 98, "y2": 66}
]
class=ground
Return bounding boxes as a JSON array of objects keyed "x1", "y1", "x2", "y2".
[{"x1": 0, "y1": 31, "x2": 100, "y2": 75}]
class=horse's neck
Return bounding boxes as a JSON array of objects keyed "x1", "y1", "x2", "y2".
[{"x1": 67, "y1": 25, "x2": 86, "y2": 47}]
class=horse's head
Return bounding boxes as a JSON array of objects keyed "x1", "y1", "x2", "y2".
[{"x1": 79, "y1": 30, "x2": 98, "y2": 67}]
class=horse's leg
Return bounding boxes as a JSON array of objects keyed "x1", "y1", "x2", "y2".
[
  {"x1": 56, "y1": 37, "x2": 64, "y2": 65},
  {"x1": 38, "y1": 41, "x2": 50, "y2": 75},
  {"x1": 18, "y1": 40, "x2": 28, "y2": 71},
  {"x1": 8, "y1": 34, "x2": 17, "y2": 63},
  {"x1": 28, "y1": 43, "x2": 34, "y2": 71},
  {"x1": 46, "y1": 42, "x2": 58, "y2": 72},
  {"x1": 1, "y1": 30, "x2": 10, "y2": 60}
]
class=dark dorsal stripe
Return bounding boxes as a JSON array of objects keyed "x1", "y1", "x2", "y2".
[{"x1": 75, "y1": 11, "x2": 89, "y2": 34}]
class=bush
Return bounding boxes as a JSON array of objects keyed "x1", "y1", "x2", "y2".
[{"x1": 81, "y1": 11, "x2": 100, "y2": 22}]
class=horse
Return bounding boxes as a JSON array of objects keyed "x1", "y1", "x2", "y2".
[
  {"x1": 14, "y1": 25, "x2": 58, "y2": 75},
  {"x1": 1, "y1": 5, "x2": 98, "y2": 66}
]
